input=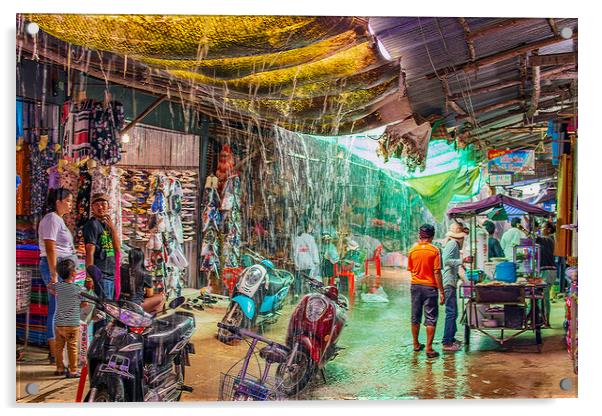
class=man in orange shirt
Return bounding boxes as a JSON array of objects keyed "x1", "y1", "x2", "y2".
[{"x1": 407, "y1": 224, "x2": 445, "y2": 358}]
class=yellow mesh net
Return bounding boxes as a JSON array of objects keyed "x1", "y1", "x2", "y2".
[{"x1": 25, "y1": 14, "x2": 412, "y2": 134}]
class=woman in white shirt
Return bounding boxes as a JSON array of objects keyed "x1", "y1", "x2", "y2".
[{"x1": 38, "y1": 188, "x2": 77, "y2": 365}]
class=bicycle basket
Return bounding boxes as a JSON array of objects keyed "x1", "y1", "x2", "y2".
[{"x1": 219, "y1": 373, "x2": 278, "y2": 401}]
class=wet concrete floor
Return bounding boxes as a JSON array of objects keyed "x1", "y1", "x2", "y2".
[{"x1": 16, "y1": 267, "x2": 577, "y2": 402}]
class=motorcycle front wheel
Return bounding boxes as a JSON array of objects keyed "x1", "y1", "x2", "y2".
[
  {"x1": 85, "y1": 386, "x2": 113, "y2": 402},
  {"x1": 217, "y1": 303, "x2": 251, "y2": 344},
  {"x1": 276, "y1": 344, "x2": 315, "y2": 397}
]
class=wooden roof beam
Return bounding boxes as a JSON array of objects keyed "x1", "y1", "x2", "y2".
[
  {"x1": 450, "y1": 79, "x2": 521, "y2": 100},
  {"x1": 457, "y1": 98, "x2": 523, "y2": 119},
  {"x1": 468, "y1": 18, "x2": 534, "y2": 41},
  {"x1": 529, "y1": 52, "x2": 576, "y2": 67},
  {"x1": 547, "y1": 18, "x2": 560, "y2": 37},
  {"x1": 425, "y1": 32, "x2": 577, "y2": 79}
]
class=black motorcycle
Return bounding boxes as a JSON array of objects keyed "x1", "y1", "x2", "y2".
[{"x1": 82, "y1": 292, "x2": 196, "y2": 402}]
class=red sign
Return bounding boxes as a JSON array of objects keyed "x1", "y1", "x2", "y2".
[{"x1": 488, "y1": 149, "x2": 511, "y2": 160}]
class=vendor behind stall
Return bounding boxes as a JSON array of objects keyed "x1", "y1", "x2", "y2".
[
  {"x1": 483, "y1": 220, "x2": 505, "y2": 260},
  {"x1": 536, "y1": 221, "x2": 556, "y2": 325},
  {"x1": 500, "y1": 217, "x2": 526, "y2": 260}
]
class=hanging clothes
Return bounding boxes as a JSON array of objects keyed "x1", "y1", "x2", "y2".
[
  {"x1": 58, "y1": 164, "x2": 80, "y2": 234},
  {"x1": 16, "y1": 145, "x2": 31, "y2": 216},
  {"x1": 62, "y1": 99, "x2": 94, "y2": 161},
  {"x1": 90, "y1": 101, "x2": 124, "y2": 166},
  {"x1": 29, "y1": 136, "x2": 58, "y2": 215}
]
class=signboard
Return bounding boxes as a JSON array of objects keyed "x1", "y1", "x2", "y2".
[
  {"x1": 487, "y1": 150, "x2": 535, "y2": 174},
  {"x1": 489, "y1": 173, "x2": 513, "y2": 186}
]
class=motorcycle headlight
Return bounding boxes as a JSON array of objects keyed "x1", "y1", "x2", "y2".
[
  {"x1": 104, "y1": 303, "x2": 152, "y2": 328},
  {"x1": 241, "y1": 266, "x2": 264, "y2": 287},
  {"x1": 306, "y1": 297, "x2": 328, "y2": 322}
]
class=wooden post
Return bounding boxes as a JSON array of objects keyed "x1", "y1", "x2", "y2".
[
  {"x1": 458, "y1": 18, "x2": 476, "y2": 62},
  {"x1": 527, "y1": 52, "x2": 541, "y2": 118},
  {"x1": 197, "y1": 113, "x2": 210, "y2": 289}
]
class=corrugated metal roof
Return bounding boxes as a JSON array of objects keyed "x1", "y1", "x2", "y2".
[{"x1": 369, "y1": 16, "x2": 578, "y2": 150}]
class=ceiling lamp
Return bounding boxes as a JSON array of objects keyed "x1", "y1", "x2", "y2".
[{"x1": 25, "y1": 22, "x2": 39, "y2": 35}]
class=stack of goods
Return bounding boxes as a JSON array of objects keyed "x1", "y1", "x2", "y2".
[
  {"x1": 16, "y1": 217, "x2": 37, "y2": 248},
  {"x1": 119, "y1": 168, "x2": 197, "y2": 296},
  {"x1": 16, "y1": 263, "x2": 47, "y2": 346},
  {"x1": 179, "y1": 170, "x2": 198, "y2": 242},
  {"x1": 221, "y1": 175, "x2": 242, "y2": 268},
  {"x1": 120, "y1": 169, "x2": 152, "y2": 248},
  {"x1": 200, "y1": 175, "x2": 221, "y2": 275}
]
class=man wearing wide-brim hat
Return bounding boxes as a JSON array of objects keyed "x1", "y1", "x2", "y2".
[
  {"x1": 441, "y1": 221, "x2": 473, "y2": 352},
  {"x1": 83, "y1": 193, "x2": 121, "y2": 303}
]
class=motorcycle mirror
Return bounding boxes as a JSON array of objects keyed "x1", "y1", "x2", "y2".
[{"x1": 169, "y1": 296, "x2": 186, "y2": 309}]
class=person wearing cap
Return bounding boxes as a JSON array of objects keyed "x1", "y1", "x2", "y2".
[
  {"x1": 483, "y1": 220, "x2": 504, "y2": 260},
  {"x1": 441, "y1": 222, "x2": 473, "y2": 352},
  {"x1": 500, "y1": 217, "x2": 526, "y2": 260},
  {"x1": 83, "y1": 193, "x2": 121, "y2": 300},
  {"x1": 407, "y1": 224, "x2": 444, "y2": 359}
]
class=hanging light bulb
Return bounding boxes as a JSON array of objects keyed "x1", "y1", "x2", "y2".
[
  {"x1": 25, "y1": 22, "x2": 39, "y2": 36},
  {"x1": 121, "y1": 133, "x2": 130, "y2": 144},
  {"x1": 560, "y1": 27, "x2": 573, "y2": 39}
]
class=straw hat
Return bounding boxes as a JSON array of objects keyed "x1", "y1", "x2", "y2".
[{"x1": 446, "y1": 222, "x2": 468, "y2": 239}]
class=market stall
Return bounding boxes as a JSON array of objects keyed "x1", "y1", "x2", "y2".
[{"x1": 447, "y1": 194, "x2": 553, "y2": 351}]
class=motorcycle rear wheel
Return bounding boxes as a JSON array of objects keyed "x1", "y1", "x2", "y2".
[
  {"x1": 276, "y1": 345, "x2": 315, "y2": 397},
  {"x1": 217, "y1": 303, "x2": 251, "y2": 344}
]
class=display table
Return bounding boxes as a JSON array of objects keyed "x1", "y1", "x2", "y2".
[{"x1": 460, "y1": 280, "x2": 547, "y2": 351}]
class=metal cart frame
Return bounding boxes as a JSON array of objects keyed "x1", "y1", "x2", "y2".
[
  {"x1": 460, "y1": 283, "x2": 547, "y2": 351},
  {"x1": 447, "y1": 194, "x2": 553, "y2": 351}
]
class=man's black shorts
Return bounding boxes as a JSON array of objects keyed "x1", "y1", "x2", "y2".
[{"x1": 411, "y1": 284, "x2": 439, "y2": 327}]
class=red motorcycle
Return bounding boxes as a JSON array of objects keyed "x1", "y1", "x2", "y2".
[{"x1": 276, "y1": 275, "x2": 348, "y2": 396}]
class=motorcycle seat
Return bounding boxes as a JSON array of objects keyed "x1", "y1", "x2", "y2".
[
  {"x1": 259, "y1": 344, "x2": 289, "y2": 364},
  {"x1": 265, "y1": 271, "x2": 292, "y2": 295},
  {"x1": 145, "y1": 313, "x2": 195, "y2": 352}
]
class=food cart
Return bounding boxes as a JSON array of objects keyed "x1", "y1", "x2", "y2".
[{"x1": 447, "y1": 194, "x2": 553, "y2": 351}]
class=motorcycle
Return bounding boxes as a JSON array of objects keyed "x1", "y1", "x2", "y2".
[
  {"x1": 217, "y1": 249, "x2": 294, "y2": 343},
  {"x1": 276, "y1": 275, "x2": 348, "y2": 396},
  {"x1": 82, "y1": 292, "x2": 196, "y2": 402}
]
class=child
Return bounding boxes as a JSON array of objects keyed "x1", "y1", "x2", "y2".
[{"x1": 51, "y1": 258, "x2": 85, "y2": 378}]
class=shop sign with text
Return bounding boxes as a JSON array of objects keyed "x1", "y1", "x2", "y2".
[{"x1": 488, "y1": 150, "x2": 535, "y2": 174}]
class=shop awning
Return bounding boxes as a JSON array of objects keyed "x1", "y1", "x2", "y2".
[{"x1": 447, "y1": 194, "x2": 552, "y2": 219}]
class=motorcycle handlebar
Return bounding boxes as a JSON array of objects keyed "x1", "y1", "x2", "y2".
[{"x1": 217, "y1": 323, "x2": 290, "y2": 351}]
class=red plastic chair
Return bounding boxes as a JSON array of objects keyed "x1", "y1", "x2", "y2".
[
  {"x1": 365, "y1": 245, "x2": 383, "y2": 288},
  {"x1": 330, "y1": 263, "x2": 355, "y2": 302},
  {"x1": 222, "y1": 267, "x2": 244, "y2": 297}
]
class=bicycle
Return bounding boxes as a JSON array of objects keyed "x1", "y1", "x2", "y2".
[{"x1": 217, "y1": 322, "x2": 290, "y2": 401}]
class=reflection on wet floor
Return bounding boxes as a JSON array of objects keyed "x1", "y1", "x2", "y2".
[
  {"x1": 16, "y1": 267, "x2": 577, "y2": 402},
  {"x1": 295, "y1": 269, "x2": 576, "y2": 400}
]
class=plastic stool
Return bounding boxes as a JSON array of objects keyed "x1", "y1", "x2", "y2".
[
  {"x1": 330, "y1": 263, "x2": 355, "y2": 302},
  {"x1": 364, "y1": 246, "x2": 383, "y2": 287}
]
